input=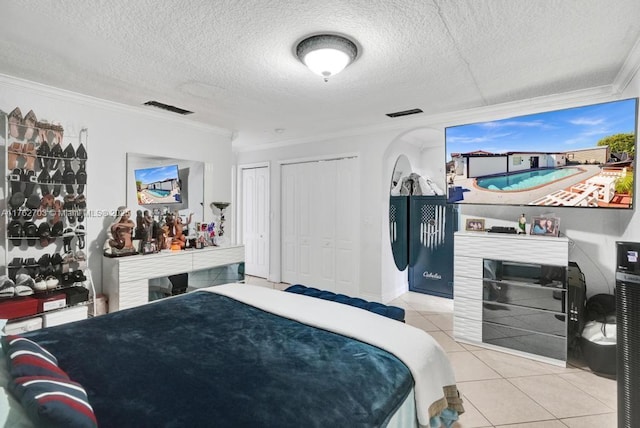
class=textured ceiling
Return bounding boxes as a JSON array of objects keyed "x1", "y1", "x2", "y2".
[{"x1": 1, "y1": 0, "x2": 639, "y2": 149}]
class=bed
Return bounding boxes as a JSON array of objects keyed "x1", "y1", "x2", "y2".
[{"x1": 1, "y1": 283, "x2": 463, "y2": 427}]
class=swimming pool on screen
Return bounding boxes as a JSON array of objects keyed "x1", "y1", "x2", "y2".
[{"x1": 476, "y1": 168, "x2": 581, "y2": 191}]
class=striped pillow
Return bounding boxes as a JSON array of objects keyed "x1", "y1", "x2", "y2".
[
  {"x1": 2, "y1": 335, "x2": 69, "y2": 379},
  {"x1": 9, "y1": 376, "x2": 98, "y2": 428}
]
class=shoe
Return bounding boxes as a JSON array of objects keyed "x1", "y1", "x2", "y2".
[
  {"x1": 51, "y1": 220, "x2": 64, "y2": 238},
  {"x1": 72, "y1": 270, "x2": 87, "y2": 283},
  {"x1": 8, "y1": 142, "x2": 24, "y2": 170},
  {"x1": 75, "y1": 164, "x2": 87, "y2": 195},
  {"x1": 38, "y1": 222, "x2": 51, "y2": 247},
  {"x1": 62, "y1": 143, "x2": 75, "y2": 159},
  {"x1": 22, "y1": 169, "x2": 38, "y2": 197},
  {"x1": 63, "y1": 228, "x2": 75, "y2": 252},
  {"x1": 49, "y1": 142, "x2": 63, "y2": 169},
  {"x1": 34, "y1": 275, "x2": 47, "y2": 292},
  {"x1": 60, "y1": 272, "x2": 74, "y2": 287},
  {"x1": 9, "y1": 191, "x2": 25, "y2": 220},
  {"x1": 24, "y1": 194, "x2": 41, "y2": 220},
  {"x1": 76, "y1": 194, "x2": 86, "y2": 222},
  {"x1": 9, "y1": 168, "x2": 23, "y2": 194},
  {"x1": 52, "y1": 199, "x2": 63, "y2": 224},
  {"x1": 37, "y1": 254, "x2": 53, "y2": 277},
  {"x1": 45, "y1": 275, "x2": 59, "y2": 290},
  {"x1": 15, "y1": 273, "x2": 35, "y2": 295},
  {"x1": 7, "y1": 259, "x2": 23, "y2": 282},
  {"x1": 63, "y1": 161, "x2": 75, "y2": 194},
  {"x1": 23, "y1": 141, "x2": 37, "y2": 171},
  {"x1": 51, "y1": 253, "x2": 64, "y2": 275},
  {"x1": 23, "y1": 110, "x2": 38, "y2": 142},
  {"x1": 36, "y1": 194, "x2": 54, "y2": 220},
  {"x1": 8, "y1": 107, "x2": 23, "y2": 139},
  {"x1": 0, "y1": 275, "x2": 16, "y2": 298},
  {"x1": 23, "y1": 221, "x2": 38, "y2": 247},
  {"x1": 38, "y1": 168, "x2": 51, "y2": 196},
  {"x1": 8, "y1": 220, "x2": 23, "y2": 246},
  {"x1": 75, "y1": 225, "x2": 86, "y2": 249},
  {"x1": 23, "y1": 258, "x2": 38, "y2": 277},
  {"x1": 76, "y1": 143, "x2": 87, "y2": 160},
  {"x1": 64, "y1": 194, "x2": 76, "y2": 223},
  {"x1": 51, "y1": 169, "x2": 63, "y2": 197},
  {"x1": 37, "y1": 141, "x2": 50, "y2": 170}
]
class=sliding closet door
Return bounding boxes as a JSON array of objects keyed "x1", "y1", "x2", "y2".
[
  {"x1": 242, "y1": 166, "x2": 269, "y2": 278},
  {"x1": 281, "y1": 158, "x2": 358, "y2": 294}
]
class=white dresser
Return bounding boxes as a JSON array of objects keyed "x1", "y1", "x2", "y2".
[
  {"x1": 102, "y1": 245, "x2": 245, "y2": 312},
  {"x1": 453, "y1": 232, "x2": 569, "y2": 365}
]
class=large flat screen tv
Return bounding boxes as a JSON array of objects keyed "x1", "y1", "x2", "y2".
[
  {"x1": 134, "y1": 164, "x2": 182, "y2": 204},
  {"x1": 445, "y1": 98, "x2": 637, "y2": 209}
]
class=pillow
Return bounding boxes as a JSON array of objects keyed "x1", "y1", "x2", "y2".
[
  {"x1": 9, "y1": 376, "x2": 97, "y2": 428},
  {"x1": 2, "y1": 335, "x2": 68, "y2": 379}
]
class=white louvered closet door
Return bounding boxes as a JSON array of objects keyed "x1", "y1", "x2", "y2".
[{"x1": 281, "y1": 158, "x2": 359, "y2": 294}]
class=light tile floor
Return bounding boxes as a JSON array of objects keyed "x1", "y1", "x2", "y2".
[{"x1": 243, "y1": 276, "x2": 617, "y2": 428}]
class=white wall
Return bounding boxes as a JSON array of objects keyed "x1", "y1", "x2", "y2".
[
  {"x1": 0, "y1": 75, "x2": 233, "y2": 293},
  {"x1": 236, "y1": 84, "x2": 639, "y2": 301}
]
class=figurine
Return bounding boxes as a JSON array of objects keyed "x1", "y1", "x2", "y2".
[
  {"x1": 103, "y1": 206, "x2": 137, "y2": 257},
  {"x1": 518, "y1": 213, "x2": 527, "y2": 234}
]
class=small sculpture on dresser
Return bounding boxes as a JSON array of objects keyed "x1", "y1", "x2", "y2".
[
  {"x1": 103, "y1": 206, "x2": 138, "y2": 257},
  {"x1": 518, "y1": 213, "x2": 527, "y2": 234}
]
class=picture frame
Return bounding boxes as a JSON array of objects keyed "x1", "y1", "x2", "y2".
[
  {"x1": 530, "y1": 216, "x2": 560, "y2": 237},
  {"x1": 465, "y1": 218, "x2": 485, "y2": 232}
]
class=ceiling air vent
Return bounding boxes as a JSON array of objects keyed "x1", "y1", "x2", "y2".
[
  {"x1": 386, "y1": 108, "x2": 423, "y2": 118},
  {"x1": 143, "y1": 101, "x2": 194, "y2": 115}
]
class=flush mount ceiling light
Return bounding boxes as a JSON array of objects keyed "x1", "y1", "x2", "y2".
[{"x1": 296, "y1": 34, "x2": 358, "y2": 82}]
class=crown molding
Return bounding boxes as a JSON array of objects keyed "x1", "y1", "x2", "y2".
[
  {"x1": 613, "y1": 34, "x2": 640, "y2": 94},
  {"x1": 0, "y1": 73, "x2": 233, "y2": 137},
  {"x1": 235, "y1": 84, "x2": 617, "y2": 153}
]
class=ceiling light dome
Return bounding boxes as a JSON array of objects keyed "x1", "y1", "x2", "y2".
[{"x1": 296, "y1": 34, "x2": 358, "y2": 82}]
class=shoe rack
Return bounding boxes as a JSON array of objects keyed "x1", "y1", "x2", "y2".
[{"x1": 1, "y1": 107, "x2": 92, "y2": 325}]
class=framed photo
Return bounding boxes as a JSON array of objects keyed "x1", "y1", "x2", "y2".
[
  {"x1": 530, "y1": 216, "x2": 560, "y2": 236},
  {"x1": 465, "y1": 218, "x2": 485, "y2": 231}
]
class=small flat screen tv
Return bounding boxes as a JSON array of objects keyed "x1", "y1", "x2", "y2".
[
  {"x1": 445, "y1": 98, "x2": 637, "y2": 209},
  {"x1": 134, "y1": 164, "x2": 182, "y2": 204}
]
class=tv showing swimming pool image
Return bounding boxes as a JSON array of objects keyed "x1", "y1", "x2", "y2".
[
  {"x1": 445, "y1": 98, "x2": 637, "y2": 209},
  {"x1": 135, "y1": 164, "x2": 182, "y2": 204}
]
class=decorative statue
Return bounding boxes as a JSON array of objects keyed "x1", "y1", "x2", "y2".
[
  {"x1": 134, "y1": 210, "x2": 147, "y2": 241},
  {"x1": 165, "y1": 212, "x2": 186, "y2": 250},
  {"x1": 518, "y1": 213, "x2": 527, "y2": 234},
  {"x1": 103, "y1": 206, "x2": 137, "y2": 257}
]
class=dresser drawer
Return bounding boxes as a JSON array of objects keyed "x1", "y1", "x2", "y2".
[
  {"x1": 483, "y1": 302, "x2": 566, "y2": 336},
  {"x1": 454, "y1": 255, "x2": 483, "y2": 278},
  {"x1": 482, "y1": 322, "x2": 566, "y2": 361},
  {"x1": 454, "y1": 316, "x2": 482, "y2": 342},
  {"x1": 118, "y1": 253, "x2": 191, "y2": 282},
  {"x1": 453, "y1": 296, "x2": 482, "y2": 321},
  {"x1": 454, "y1": 276, "x2": 482, "y2": 300},
  {"x1": 192, "y1": 246, "x2": 244, "y2": 271}
]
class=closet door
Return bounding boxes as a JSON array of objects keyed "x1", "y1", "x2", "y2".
[
  {"x1": 281, "y1": 158, "x2": 358, "y2": 294},
  {"x1": 242, "y1": 166, "x2": 269, "y2": 278},
  {"x1": 282, "y1": 163, "x2": 314, "y2": 285},
  {"x1": 334, "y1": 157, "x2": 358, "y2": 296}
]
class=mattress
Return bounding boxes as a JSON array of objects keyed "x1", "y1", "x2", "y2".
[{"x1": 1, "y1": 284, "x2": 462, "y2": 427}]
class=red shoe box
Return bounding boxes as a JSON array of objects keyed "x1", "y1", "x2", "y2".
[
  {"x1": 0, "y1": 297, "x2": 39, "y2": 319},
  {"x1": 34, "y1": 292, "x2": 67, "y2": 312}
]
